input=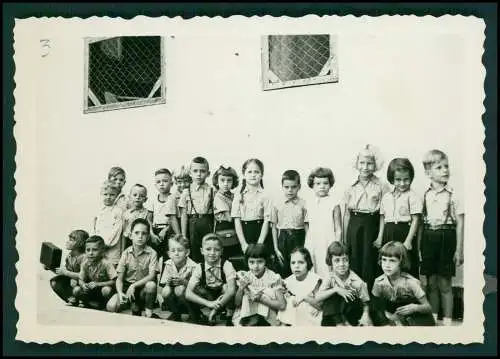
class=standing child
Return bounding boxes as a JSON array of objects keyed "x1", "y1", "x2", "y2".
[
  {"x1": 232, "y1": 244, "x2": 286, "y2": 326},
  {"x1": 231, "y1": 159, "x2": 274, "y2": 268},
  {"x1": 151, "y1": 169, "x2": 180, "y2": 264},
  {"x1": 185, "y1": 234, "x2": 237, "y2": 326},
  {"x1": 371, "y1": 241, "x2": 435, "y2": 326},
  {"x1": 92, "y1": 180, "x2": 124, "y2": 267},
  {"x1": 419, "y1": 149, "x2": 464, "y2": 326},
  {"x1": 73, "y1": 235, "x2": 117, "y2": 309},
  {"x1": 277, "y1": 247, "x2": 323, "y2": 326},
  {"x1": 159, "y1": 235, "x2": 198, "y2": 322},
  {"x1": 179, "y1": 157, "x2": 215, "y2": 263},
  {"x1": 212, "y1": 165, "x2": 241, "y2": 260},
  {"x1": 271, "y1": 170, "x2": 309, "y2": 279},
  {"x1": 343, "y1": 144, "x2": 390, "y2": 291},
  {"x1": 106, "y1": 218, "x2": 160, "y2": 318},
  {"x1": 50, "y1": 230, "x2": 88, "y2": 305},
  {"x1": 315, "y1": 242, "x2": 372, "y2": 326},
  {"x1": 108, "y1": 166, "x2": 129, "y2": 210},
  {"x1": 122, "y1": 184, "x2": 160, "y2": 251},
  {"x1": 304, "y1": 167, "x2": 342, "y2": 279},
  {"x1": 172, "y1": 165, "x2": 192, "y2": 240},
  {"x1": 374, "y1": 158, "x2": 422, "y2": 278}
]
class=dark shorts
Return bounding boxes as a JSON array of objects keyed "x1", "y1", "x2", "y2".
[
  {"x1": 188, "y1": 214, "x2": 214, "y2": 263},
  {"x1": 322, "y1": 295, "x2": 364, "y2": 326},
  {"x1": 420, "y1": 227, "x2": 457, "y2": 277},
  {"x1": 193, "y1": 284, "x2": 235, "y2": 310},
  {"x1": 381, "y1": 222, "x2": 419, "y2": 278},
  {"x1": 277, "y1": 228, "x2": 306, "y2": 278},
  {"x1": 241, "y1": 220, "x2": 276, "y2": 271}
]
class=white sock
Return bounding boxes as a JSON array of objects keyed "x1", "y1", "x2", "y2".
[
  {"x1": 432, "y1": 313, "x2": 438, "y2": 322},
  {"x1": 145, "y1": 308, "x2": 153, "y2": 317},
  {"x1": 443, "y1": 317, "x2": 452, "y2": 326}
]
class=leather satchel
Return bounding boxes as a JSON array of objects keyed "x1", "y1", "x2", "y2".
[{"x1": 215, "y1": 228, "x2": 240, "y2": 247}]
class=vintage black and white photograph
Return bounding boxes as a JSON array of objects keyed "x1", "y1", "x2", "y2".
[{"x1": 13, "y1": 15, "x2": 485, "y2": 345}]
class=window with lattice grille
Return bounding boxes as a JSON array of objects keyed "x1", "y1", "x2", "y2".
[
  {"x1": 261, "y1": 34, "x2": 338, "y2": 91},
  {"x1": 84, "y1": 36, "x2": 166, "y2": 113}
]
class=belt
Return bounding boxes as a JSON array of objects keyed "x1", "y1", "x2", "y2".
[
  {"x1": 424, "y1": 224, "x2": 456, "y2": 231},
  {"x1": 279, "y1": 228, "x2": 305, "y2": 233},
  {"x1": 188, "y1": 213, "x2": 213, "y2": 219},
  {"x1": 385, "y1": 221, "x2": 410, "y2": 225},
  {"x1": 350, "y1": 210, "x2": 380, "y2": 216},
  {"x1": 241, "y1": 219, "x2": 263, "y2": 225}
]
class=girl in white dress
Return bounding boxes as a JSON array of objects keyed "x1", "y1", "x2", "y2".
[
  {"x1": 278, "y1": 248, "x2": 323, "y2": 326},
  {"x1": 304, "y1": 167, "x2": 342, "y2": 279}
]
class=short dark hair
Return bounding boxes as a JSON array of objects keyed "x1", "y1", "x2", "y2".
[
  {"x1": 325, "y1": 241, "x2": 348, "y2": 266},
  {"x1": 307, "y1": 167, "x2": 335, "y2": 188},
  {"x1": 244, "y1": 243, "x2": 268, "y2": 263},
  {"x1": 282, "y1": 170, "x2": 301, "y2": 186},
  {"x1": 108, "y1": 166, "x2": 126, "y2": 179},
  {"x1": 69, "y1": 229, "x2": 89, "y2": 253},
  {"x1": 191, "y1": 156, "x2": 210, "y2": 170},
  {"x1": 130, "y1": 218, "x2": 150, "y2": 234},
  {"x1": 378, "y1": 241, "x2": 410, "y2": 271},
  {"x1": 387, "y1": 158, "x2": 415, "y2": 184},
  {"x1": 212, "y1": 165, "x2": 239, "y2": 190},
  {"x1": 290, "y1": 247, "x2": 313, "y2": 271},
  {"x1": 85, "y1": 235, "x2": 105, "y2": 250},
  {"x1": 155, "y1": 168, "x2": 172, "y2": 177}
]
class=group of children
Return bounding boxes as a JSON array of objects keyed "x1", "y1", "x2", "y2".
[{"x1": 49, "y1": 145, "x2": 464, "y2": 327}]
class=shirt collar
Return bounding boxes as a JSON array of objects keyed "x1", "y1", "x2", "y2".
[
  {"x1": 192, "y1": 182, "x2": 208, "y2": 192},
  {"x1": 205, "y1": 259, "x2": 221, "y2": 269},
  {"x1": 284, "y1": 196, "x2": 299, "y2": 204},
  {"x1": 352, "y1": 175, "x2": 379, "y2": 187},
  {"x1": 128, "y1": 245, "x2": 151, "y2": 257},
  {"x1": 242, "y1": 186, "x2": 263, "y2": 195},
  {"x1": 428, "y1": 183, "x2": 453, "y2": 194}
]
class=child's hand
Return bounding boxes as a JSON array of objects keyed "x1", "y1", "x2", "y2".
[
  {"x1": 373, "y1": 237, "x2": 382, "y2": 249},
  {"x1": 249, "y1": 289, "x2": 263, "y2": 302},
  {"x1": 291, "y1": 296, "x2": 303, "y2": 307},
  {"x1": 159, "y1": 227, "x2": 168, "y2": 239},
  {"x1": 151, "y1": 234, "x2": 161, "y2": 245},
  {"x1": 118, "y1": 292, "x2": 128, "y2": 304},
  {"x1": 238, "y1": 276, "x2": 252, "y2": 289},
  {"x1": 125, "y1": 284, "x2": 136, "y2": 300},
  {"x1": 171, "y1": 276, "x2": 183, "y2": 286},
  {"x1": 88, "y1": 282, "x2": 97, "y2": 290},
  {"x1": 274, "y1": 249, "x2": 285, "y2": 266},
  {"x1": 403, "y1": 240, "x2": 413, "y2": 251},
  {"x1": 384, "y1": 311, "x2": 400, "y2": 324},
  {"x1": 207, "y1": 300, "x2": 221, "y2": 310},
  {"x1": 70, "y1": 279, "x2": 78, "y2": 288},
  {"x1": 336, "y1": 287, "x2": 356, "y2": 302},
  {"x1": 81, "y1": 283, "x2": 89, "y2": 292},
  {"x1": 54, "y1": 267, "x2": 65, "y2": 275},
  {"x1": 395, "y1": 304, "x2": 419, "y2": 316},
  {"x1": 454, "y1": 250, "x2": 464, "y2": 266}
]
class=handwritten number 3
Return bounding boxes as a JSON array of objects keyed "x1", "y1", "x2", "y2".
[{"x1": 40, "y1": 39, "x2": 50, "y2": 57}]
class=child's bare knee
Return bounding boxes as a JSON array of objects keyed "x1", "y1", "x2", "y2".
[
  {"x1": 144, "y1": 281, "x2": 157, "y2": 293},
  {"x1": 174, "y1": 285, "x2": 186, "y2": 298},
  {"x1": 106, "y1": 296, "x2": 118, "y2": 312},
  {"x1": 438, "y1": 277, "x2": 452, "y2": 293},
  {"x1": 101, "y1": 286, "x2": 113, "y2": 298},
  {"x1": 72, "y1": 286, "x2": 82, "y2": 297},
  {"x1": 161, "y1": 286, "x2": 172, "y2": 298}
]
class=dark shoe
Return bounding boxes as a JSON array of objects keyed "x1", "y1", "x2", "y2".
[
  {"x1": 149, "y1": 313, "x2": 161, "y2": 319},
  {"x1": 131, "y1": 302, "x2": 141, "y2": 316},
  {"x1": 169, "y1": 313, "x2": 182, "y2": 322}
]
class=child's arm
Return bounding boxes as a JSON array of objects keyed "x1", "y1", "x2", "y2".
[
  {"x1": 455, "y1": 214, "x2": 464, "y2": 265},
  {"x1": 257, "y1": 220, "x2": 270, "y2": 246},
  {"x1": 168, "y1": 215, "x2": 181, "y2": 235},
  {"x1": 105, "y1": 209, "x2": 124, "y2": 249},
  {"x1": 271, "y1": 224, "x2": 284, "y2": 266},
  {"x1": 218, "y1": 277, "x2": 237, "y2": 308},
  {"x1": 234, "y1": 218, "x2": 248, "y2": 253},
  {"x1": 181, "y1": 208, "x2": 188, "y2": 238},
  {"x1": 342, "y1": 204, "x2": 350, "y2": 245},
  {"x1": 395, "y1": 295, "x2": 433, "y2": 316},
  {"x1": 404, "y1": 214, "x2": 420, "y2": 250},
  {"x1": 333, "y1": 205, "x2": 342, "y2": 243},
  {"x1": 185, "y1": 271, "x2": 216, "y2": 308},
  {"x1": 257, "y1": 287, "x2": 287, "y2": 311},
  {"x1": 374, "y1": 215, "x2": 385, "y2": 248}
]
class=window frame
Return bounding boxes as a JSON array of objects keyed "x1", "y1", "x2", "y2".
[
  {"x1": 83, "y1": 36, "x2": 166, "y2": 114},
  {"x1": 260, "y1": 34, "x2": 339, "y2": 91}
]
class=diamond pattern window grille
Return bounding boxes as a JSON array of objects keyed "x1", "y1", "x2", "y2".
[
  {"x1": 261, "y1": 34, "x2": 338, "y2": 90},
  {"x1": 84, "y1": 36, "x2": 166, "y2": 113}
]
